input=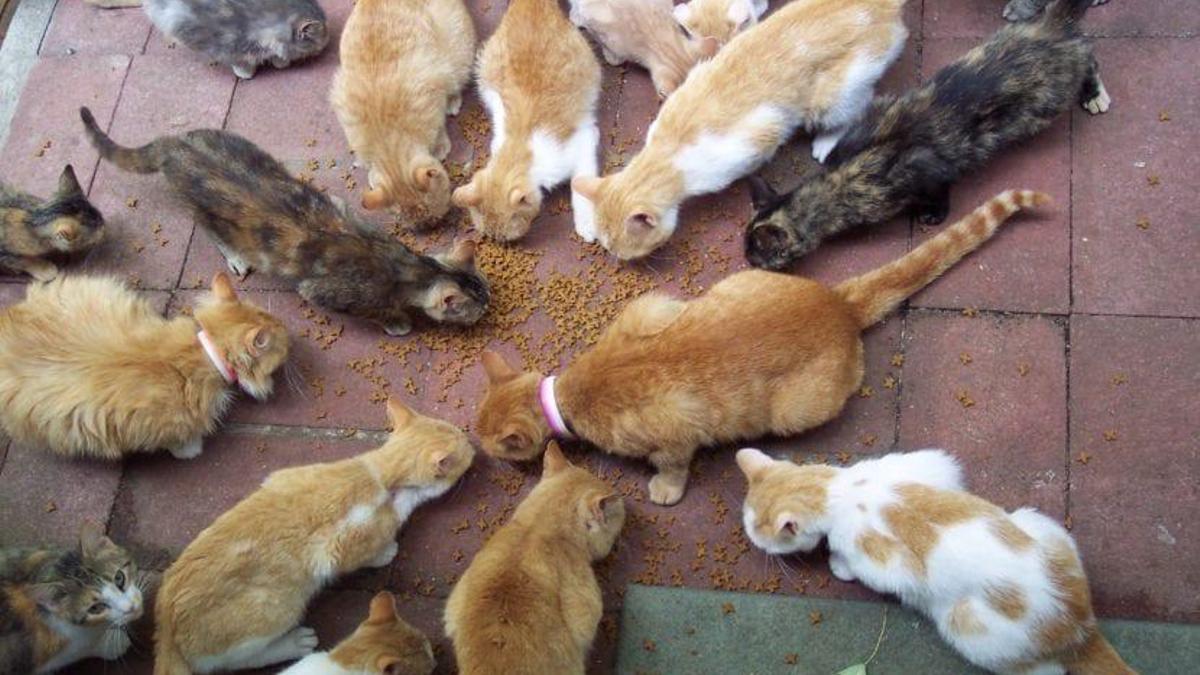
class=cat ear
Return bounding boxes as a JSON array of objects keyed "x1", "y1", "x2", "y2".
[
  {"x1": 588, "y1": 492, "x2": 620, "y2": 526},
  {"x1": 367, "y1": 591, "x2": 399, "y2": 624},
  {"x1": 624, "y1": 212, "x2": 657, "y2": 235},
  {"x1": 735, "y1": 448, "x2": 775, "y2": 479},
  {"x1": 727, "y1": 0, "x2": 751, "y2": 28},
  {"x1": 56, "y1": 165, "x2": 84, "y2": 198},
  {"x1": 508, "y1": 186, "x2": 532, "y2": 208},
  {"x1": 432, "y1": 451, "x2": 454, "y2": 478},
  {"x1": 296, "y1": 19, "x2": 324, "y2": 41},
  {"x1": 481, "y1": 350, "x2": 519, "y2": 384},
  {"x1": 443, "y1": 238, "x2": 476, "y2": 268},
  {"x1": 499, "y1": 425, "x2": 528, "y2": 454},
  {"x1": 451, "y1": 181, "x2": 481, "y2": 208},
  {"x1": 386, "y1": 398, "x2": 415, "y2": 430},
  {"x1": 362, "y1": 187, "x2": 389, "y2": 211},
  {"x1": 543, "y1": 440, "x2": 571, "y2": 476},
  {"x1": 746, "y1": 175, "x2": 780, "y2": 211},
  {"x1": 571, "y1": 175, "x2": 602, "y2": 202},
  {"x1": 211, "y1": 272, "x2": 238, "y2": 303},
  {"x1": 413, "y1": 164, "x2": 441, "y2": 192},
  {"x1": 79, "y1": 520, "x2": 115, "y2": 558},
  {"x1": 672, "y1": 2, "x2": 691, "y2": 26},
  {"x1": 379, "y1": 657, "x2": 403, "y2": 675},
  {"x1": 244, "y1": 326, "x2": 271, "y2": 357},
  {"x1": 775, "y1": 513, "x2": 799, "y2": 537}
]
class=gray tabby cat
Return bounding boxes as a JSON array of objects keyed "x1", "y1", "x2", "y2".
[
  {"x1": 1004, "y1": 0, "x2": 1110, "y2": 21},
  {"x1": 0, "y1": 524, "x2": 144, "y2": 674},
  {"x1": 143, "y1": 0, "x2": 329, "y2": 79}
]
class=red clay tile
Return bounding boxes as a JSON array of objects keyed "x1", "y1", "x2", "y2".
[
  {"x1": 0, "y1": 55, "x2": 130, "y2": 193},
  {"x1": 899, "y1": 311, "x2": 1068, "y2": 516},
  {"x1": 0, "y1": 445, "x2": 123, "y2": 547},
  {"x1": 41, "y1": 3, "x2": 151, "y2": 57},
  {"x1": 1068, "y1": 315, "x2": 1199, "y2": 622},
  {"x1": 1071, "y1": 39, "x2": 1199, "y2": 317},
  {"x1": 1084, "y1": 0, "x2": 1200, "y2": 37},
  {"x1": 923, "y1": 0, "x2": 1008, "y2": 39},
  {"x1": 909, "y1": 38, "x2": 1072, "y2": 314}
]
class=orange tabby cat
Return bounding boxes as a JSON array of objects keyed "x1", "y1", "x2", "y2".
[
  {"x1": 280, "y1": 592, "x2": 435, "y2": 675},
  {"x1": 445, "y1": 442, "x2": 624, "y2": 675},
  {"x1": 154, "y1": 400, "x2": 475, "y2": 675},
  {"x1": 476, "y1": 190, "x2": 1048, "y2": 505},
  {"x1": 0, "y1": 273, "x2": 288, "y2": 461},
  {"x1": 451, "y1": 0, "x2": 602, "y2": 243},
  {"x1": 330, "y1": 0, "x2": 476, "y2": 225}
]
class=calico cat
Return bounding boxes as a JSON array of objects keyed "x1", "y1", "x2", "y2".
[
  {"x1": 672, "y1": 0, "x2": 768, "y2": 47},
  {"x1": 154, "y1": 400, "x2": 475, "y2": 675},
  {"x1": 330, "y1": 0, "x2": 476, "y2": 225},
  {"x1": 445, "y1": 442, "x2": 624, "y2": 675},
  {"x1": 80, "y1": 107, "x2": 490, "y2": 336},
  {"x1": 573, "y1": 0, "x2": 909, "y2": 260},
  {"x1": 451, "y1": 0, "x2": 602, "y2": 243},
  {"x1": 0, "y1": 524, "x2": 144, "y2": 674},
  {"x1": 569, "y1": 0, "x2": 718, "y2": 98},
  {"x1": 0, "y1": 166, "x2": 104, "y2": 282},
  {"x1": 0, "y1": 273, "x2": 288, "y2": 460},
  {"x1": 736, "y1": 448, "x2": 1137, "y2": 675},
  {"x1": 744, "y1": 0, "x2": 1109, "y2": 270},
  {"x1": 143, "y1": 0, "x2": 328, "y2": 79},
  {"x1": 280, "y1": 592, "x2": 435, "y2": 675},
  {"x1": 1004, "y1": 0, "x2": 1109, "y2": 21},
  {"x1": 476, "y1": 190, "x2": 1046, "y2": 505}
]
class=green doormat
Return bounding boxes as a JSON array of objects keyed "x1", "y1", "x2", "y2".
[{"x1": 615, "y1": 585, "x2": 1199, "y2": 675}]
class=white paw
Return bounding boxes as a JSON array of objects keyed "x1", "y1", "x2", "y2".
[
  {"x1": 225, "y1": 255, "x2": 252, "y2": 280},
  {"x1": 232, "y1": 64, "x2": 256, "y2": 79},
  {"x1": 447, "y1": 93, "x2": 463, "y2": 116},
  {"x1": 368, "y1": 541, "x2": 399, "y2": 568},
  {"x1": 829, "y1": 554, "x2": 856, "y2": 582},
  {"x1": 169, "y1": 438, "x2": 203, "y2": 460},
  {"x1": 1083, "y1": 81, "x2": 1111, "y2": 115},
  {"x1": 571, "y1": 193, "x2": 597, "y2": 243},
  {"x1": 278, "y1": 626, "x2": 319, "y2": 659},
  {"x1": 811, "y1": 133, "x2": 841, "y2": 164}
]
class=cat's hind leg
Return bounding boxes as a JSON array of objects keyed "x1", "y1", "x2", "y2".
[
  {"x1": 169, "y1": 437, "x2": 203, "y2": 460},
  {"x1": 203, "y1": 627, "x2": 319, "y2": 671},
  {"x1": 568, "y1": 121, "x2": 601, "y2": 243},
  {"x1": 811, "y1": 127, "x2": 847, "y2": 164},
  {"x1": 647, "y1": 449, "x2": 694, "y2": 506},
  {"x1": 1080, "y1": 59, "x2": 1112, "y2": 115},
  {"x1": 828, "y1": 552, "x2": 857, "y2": 582},
  {"x1": 366, "y1": 541, "x2": 399, "y2": 568}
]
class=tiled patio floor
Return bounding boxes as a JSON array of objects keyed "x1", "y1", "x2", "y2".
[{"x1": 0, "y1": 1, "x2": 1196, "y2": 673}]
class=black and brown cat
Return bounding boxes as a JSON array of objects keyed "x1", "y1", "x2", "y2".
[{"x1": 0, "y1": 166, "x2": 104, "y2": 281}]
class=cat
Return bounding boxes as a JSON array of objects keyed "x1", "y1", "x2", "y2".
[
  {"x1": 330, "y1": 0, "x2": 476, "y2": 225},
  {"x1": 736, "y1": 448, "x2": 1138, "y2": 675},
  {"x1": 0, "y1": 273, "x2": 288, "y2": 461},
  {"x1": 0, "y1": 523, "x2": 144, "y2": 674},
  {"x1": 0, "y1": 165, "x2": 104, "y2": 282},
  {"x1": 568, "y1": 0, "x2": 719, "y2": 98},
  {"x1": 279, "y1": 592, "x2": 435, "y2": 675},
  {"x1": 672, "y1": 0, "x2": 768, "y2": 48},
  {"x1": 445, "y1": 441, "x2": 624, "y2": 675},
  {"x1": 744, "y1": 0, "x2": 1109, "y2": 270},
  {"x1": 154, "y1": 399, "x2": 475, "y2": 675},
  {"x1": 143, "y1": 0, "x2": 328, "y2": 79},
  {"x1": 80, "y1": 107, "x2": 490, "y2": 336},
  {"x1": 1004, "y1": 0, "x2": 1109, "y2": 22},
  {"x1": 451, "y1": 0, "x2": 602, "y2": 243},
  {"x1": 476, "y1": 190, "x2": 1046, "y2": 505},
  {"x1": 572, "y1": 0, "x2": 909, "y2": 260}
]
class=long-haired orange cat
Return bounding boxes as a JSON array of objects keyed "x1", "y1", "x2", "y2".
[
  {"x1": 330, "y1": 0, "x2": 476, "y2": 225},
  {"x1": 0, "y1": 273, "x2": 288, "y2": 460},
  {"x1": 445, "y1": 442, "x2": 624, "y2": 675},
  {"x1": 154, "y1": 400, "x2": 475, "y2": 674},
  {"x1": 476, "y1": 190, "x2": 1048, "y2": 505}
]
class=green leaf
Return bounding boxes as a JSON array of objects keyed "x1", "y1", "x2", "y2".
[{"x1": 836, "y1": 664, "x2": 867, "y2": 675}]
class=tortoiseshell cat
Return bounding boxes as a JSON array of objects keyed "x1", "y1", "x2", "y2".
[
  {"x1": 744, "y1": 0, "x2": 1108, "y2": 269},
  {"x1": 0, "y1": 166, "x2": 104, "y2": 282},
  {"x1": 1004, "y1": 0, "x2": 1109, "y2": 21},
  {"x1": 80, "y1": 107, "x2": 490, "y2": 336},
  {"x1": 0, "y1": 524, "x2": 144, "y2": 674}
]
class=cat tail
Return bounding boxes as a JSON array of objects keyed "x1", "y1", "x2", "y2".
[
  {"x1": 79, "y1": 107, "x2": 163, "y2": 174},
  {"x1": 1062, "y1": 629, "x2": 1138, "y2": 675},
  {"x1": 833, "y1": 190, "x2": 1049, "y2": 328},
  {"x1": 1042, "y1": 0, "x2": 1093, "y2": 28}
]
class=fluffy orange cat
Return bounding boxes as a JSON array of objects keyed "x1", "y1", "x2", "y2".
[
  {"x1": 280, "y1": 592, "x2": 435, "y2": 675},
  {"x1": 0, "y1": 273, "x2": 288, "y2": 461},
  {"x1": 330, "y1": 0, "x2": 475, "y2": 225},
  {"x1": 445, "y1": 442, "x2": 624, "y2": 675},
  {"x1": 451, "y1": 0, "x2": 602, "y2": 243},
  {"x1": 154, "y1": 400, "x2": 475, "y2": 674},
  {"x1": 476, "y1": 190, "x2": 1048, "y2": 505}
]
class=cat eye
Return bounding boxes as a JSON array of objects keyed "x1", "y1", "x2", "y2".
[
  {"x1": 88, "y1": 602, "x2": 108, "y2": 615},
  {"x1": 114, "y1": 570, "x2": 126, "y2": 590}
]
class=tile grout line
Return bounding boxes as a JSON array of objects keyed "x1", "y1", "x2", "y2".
[
  {"x1": 1063, "y1": 73, "x2": 1078, "y2": 527},
  {"x1": 84, "y1": 52, "x2": 135, "y2": 196}
]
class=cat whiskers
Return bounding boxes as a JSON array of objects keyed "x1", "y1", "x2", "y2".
[{"x1": 282, "y1": 359, "x2": 308, "y2": 399}]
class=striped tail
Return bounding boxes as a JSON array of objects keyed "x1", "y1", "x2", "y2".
[
  {"x1": 80, "y1": 106, "x2": 164, "y2": 174},
  {"x1": 834, "y1": 190, "x2": 1050, "y2": 328}
]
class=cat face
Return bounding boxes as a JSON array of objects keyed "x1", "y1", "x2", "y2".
[
  {"x1": 329, "y1": 592, "x2": 435, "y2": 675},
  {"x1": 451, "y1": 169, "x2": 542, "y2": 242},
  {"x1": 36, "y1": 165, "x2": 105, "y2": 255},
  {"x1": 571, "y1": 175, "x2": 678, "y2": 260},
  {"x1": 194, "y1": 272, "x2": 290, "y2": 400},
  {"x1": 743, "y1": 177, "x2": 829, "y2": 270},
  {"x1": 542, "y1": 442, "x2": 626, "y2": 560},
  {"x1": 736, "y1": 448, "x2": 835, "y2": 555},
  {"x1": 672, "y1": 0, "x2": 766, "y2": 47},
  {"x1": 421, "y1": 240, "x2": 489, "y2": 326},
  {"x1": 32, "y1": 524, "x2": 143, "y2": 630},
  {"x1": 475, "y1": 351, "x2": 548, "y2": 461},
  {"x1": 362, "y1": 159, "x2": 452, "y2": 226},
  {"x1": 283, "y1": 14, "x2": 329, "y2": 63},
  {"x1": 384, "y1": 399, "x2": 476, "y2": 487}
]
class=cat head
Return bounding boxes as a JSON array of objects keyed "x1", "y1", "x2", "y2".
[
  {"x1": 475, "y1": 350, "x2": 548, "y2": 461},
  {"x1": 34, "y1": 165, "x2": 105, "y2": 255},
  {"x1": 417, "y1": 239, "x2": 489, "y2": 326},
  {"x1": 736, "y1": 448, "x2": 836, "y2": 555},
  {"x1": 280, "y1": 10, "x2": 329, "y2": 64},
  {"x1": 361, "y1": 157, "x2": 452, "y2": 227},
  {"x1": 743, "y1": 174, "x2": 830, "y2": 270},
  {"x1": 673, "y1": 0, "x2": 767, "y2": 48},
  {"x1": 571, "y1": 174, "x2": 679, "y2": 260},
  {"x1": 29, "y1": 523, "x2": 143, "y2": 630},
  {"x1": 328, "y1": 592, "x2": 435, "y2": 675},
  {"x1": 451, "y1": 167, "x2": 542, "y2": 242},
  {"x1": 538, "y1": 442, "x2": 625, "y2": 560},
  {"x1": 379, "y1": 398, "x2": 476, "y2": 488},
  {"x1": 193, "y1": 272, "x2": 290, "y2": 400}
]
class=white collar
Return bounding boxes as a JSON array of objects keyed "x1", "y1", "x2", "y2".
[
  {"x1": 197, "y1": 330, "x2": 238, "y2": 385},
  {"x1": 538, "y1": 376, "x2": 574, "y2": 439}
]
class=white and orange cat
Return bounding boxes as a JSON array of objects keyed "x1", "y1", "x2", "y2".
[
  {"x1": 737, "y1": 448, "x2": 1137, "y2": 675},
  {"x1": 445, "y1": 442, "x2": 624, "y2": 675},
  {"x1": 568, "y1": 0, "x2": 718, "y2": 97},
  {"x1": 330, "y1": 0, "x2": 476, "y2": 225},
  {"x1": 475, "y1": 191, "x2": 1046, "y2": 505},
  {"x1": 673, "y1": 0, "x2": 768, "y2": 47},
  {"x1": 0, "y1": 273, "x2": 288, "y2": 461},
  {"x1": 451, "y1": 0, "x2": 601, "y2": 242},
  {"x1": 280, "y1": 592, "x2": 435, "y2": 675},
  {"x1": 573, "y1": 0, "x2": 909, "y2": 259},
  {"x1": 154, "y1": 400, "x2": 475, "y2": 675}
]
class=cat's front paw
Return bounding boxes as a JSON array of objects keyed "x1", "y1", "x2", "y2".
[
  {"x1": 29, "y1": 262, "x2": 59, "y2": 283},
  {"x1": 383, "y1": 320, "x2": 412, "y2": 337},
  {"x1": 276, "y1": 626, "x2": 319, "y2": 661},
  {"x1": 1002, "y1": 0, "x2": 1041, "y2": 21},
  {"x1": 1083, "y1": 81, "x2": 1112, "y2": 115},
  {"x1": 169, "y1": 438, "x2": 203, "y2": 460},
  {"x1": 829, "y1": 553, "x2": 857, "y2": 582},
  {"x1": 447, "y1": 93, "x2": 463, "y2": 116},
  {"x1": 648, "y1": 474, "x2": 686, "y2": 506},
  {"x1": 232, "y1": 64, "x2": 257, "y2": 80}
]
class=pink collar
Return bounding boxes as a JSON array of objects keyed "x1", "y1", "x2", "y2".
[
  {"x1": 197, "y1": 330, "x2": 238, "y2": 385},
  {"x1": 538, "y1": 376, "x2": 573, "y2": 439}
]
